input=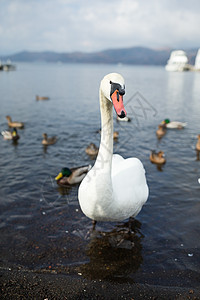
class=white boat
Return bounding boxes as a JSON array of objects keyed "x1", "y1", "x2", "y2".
[
  {"x1": 194, "y1": 49, "x2": 200, "y2": 70},
  {"x1": 165, "y1": 50, "x2": 191, "y2": 72}
]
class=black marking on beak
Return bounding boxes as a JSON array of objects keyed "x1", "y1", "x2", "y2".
[
  {"x1": 119, "y1": 110, "x2": 126, "y2": 118},
  {"x1": 116, "y1": 91, "x2": 119, "y2": 102}
]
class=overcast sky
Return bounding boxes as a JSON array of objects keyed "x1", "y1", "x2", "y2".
[{"x1": 0, "y1": 0, "x2": 200, "y2": 55}]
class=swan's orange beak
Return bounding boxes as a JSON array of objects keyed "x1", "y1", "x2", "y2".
[{"x1": 111, "y1": 90, "x2": 127, "y2": 118}]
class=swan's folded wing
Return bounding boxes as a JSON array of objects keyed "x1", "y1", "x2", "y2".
[
  {"x1": 111, "y1": 156, "x2": 149, "y2": 215},
  {"x1": 112, "y1": 154, "x2": 124, "y2": 175}
]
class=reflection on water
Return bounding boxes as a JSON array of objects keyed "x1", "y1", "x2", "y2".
[
  {"x1": 153, "y1": 163, "x2": 165, "y2": 172},
  {"x1": 167, "y1": 72, "x2": 185, "y2": 99},
  {"x1": 57, "y1": 185, "x2": 73, "y2": 196},
  {"x1": 41, "y1": 176, "x2": 78, "y2": 206},
  {"x1": 80, "y1": 220, "x2": 143, "y2": 280},
  {"x1": 42, "y1": 145, "x2": 48, "y2": 154},
  {"x1": 193, "y1": 72, "x2": 200, "y2": 96}
]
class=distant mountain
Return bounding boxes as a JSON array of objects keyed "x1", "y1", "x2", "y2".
[{"x1": 0, "y1": 46, "x2": 198, "y2": 65}]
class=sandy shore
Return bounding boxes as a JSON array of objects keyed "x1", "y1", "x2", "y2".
[{"x1": 1, "y1": 268, "x2": 200, "y2": 299}]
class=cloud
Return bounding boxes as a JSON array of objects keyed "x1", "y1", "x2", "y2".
[{"x1": 0, "y1": 0, "x2": 199, "y2": 55}]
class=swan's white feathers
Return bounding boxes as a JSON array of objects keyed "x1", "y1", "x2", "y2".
[
  {"x1": 79, "y1": 167, "x2": 114, "y2": 221},
  {"x1": 112, "y1": 154, "x2": 148, "y2": 219}
]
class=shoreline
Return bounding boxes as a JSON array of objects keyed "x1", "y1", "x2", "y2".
[{"x1": 1, "y1": 268, "x2": 200, "y2": 299}]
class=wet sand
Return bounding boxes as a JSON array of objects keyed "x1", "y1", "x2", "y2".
[{"x1": 1, "y1": 268, "x2": 200, "y2": 299}]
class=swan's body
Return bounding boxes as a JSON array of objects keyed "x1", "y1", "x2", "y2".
[
  {"x1": 150, "y1": 150, "x2": 166, "y2": 165},
  {"x1": 162, "y1": 119, "x2": 187, "y2": 129},
  {"x1": 42, "y1": 133, "x2": 57, "y2": 145},
  {"x1": 55, "y1": 165, "x2": 91, "y2": 186},
  {"x1": 6, "y1": 116, "x2": 24, "y2": 128},
  {"x1": 78, "y1": 73, "x2": 148, "y2": 222},
  {"x1": 196, "y1": 135, "x2": 200, "y2": 151}
]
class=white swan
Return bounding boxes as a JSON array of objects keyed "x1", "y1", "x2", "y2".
[{"x1": 78, "y1": 73, "x2": 149, "y2": 222}]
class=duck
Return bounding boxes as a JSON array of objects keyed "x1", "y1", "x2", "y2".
[
  {"x1": 42, "y1": 133, "x2": 57, "y2": 145},
  {"x1": 113, "y1": 131, "x2": 119, "y2": 140},
  {"x1": 6, "y1": 116, "x2": 24, "y2": 128},
  {"x1": 117, "y1": 115, "x2": 131, "y2": 122},
  {"x1": 85, "y1": 143, "x2": 99, "y2": 156},
  {"x1": 78, "y1": 73, "x2": 149, "y2": 224},
  {"x1": 1, "y1": 128, "x2": 20, "y2": 141},
  {"x1": 161, "y1": 119, "x2": 187, "y2": 129},
  {"x1": 55, "y1": 165, "x2": 91, "y2": 186},
  {"x1": 196, "y1": 134, "x2": 200, "y2": 151},
  {"x1": 36, "y1": 95, "x2": 49, "y2": 100},
  {"x1": 150, "y1": 150, "x2": 166, "y2": 165},
  {"x1": 156, "y1": 124, "x2": 166, "y2": 139}
]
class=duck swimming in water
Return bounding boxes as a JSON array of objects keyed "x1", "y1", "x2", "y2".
[
  {"x1": 85, "y1": 143, "x2": 99, "y2": 157},
  {"x1": 36, "y1": 95, "x2": 50, "y2": 100},
  {"x1": 6, "y1": 116, "x2": 24, "y2": 128},
  {"x1": 78, "y1": 73, "x2": 148, "y2": 224},
  {"x1": 113, "y1": 131, "x2": 119, "y2": 140},
  {"x1": 156, "y1": 124, "x2": 166, "y2": 139},
  {"x1": 150, "y1": 150, "x2": 166, "y2": 165},
  {"x1": 55, "y1": 166, "x2": 91, "y2": 186},
  {"x1": 1, "y1": 128, "x2": 20, "y2": 141},
  {"x1": 161, "y1": 119, "x2": 187, "y2": 129},
  {"x1": 42, "y1": 133, "x2": 57, "y2": 145}
]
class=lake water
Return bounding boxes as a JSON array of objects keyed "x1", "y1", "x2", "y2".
[{"x1": 0, "y1": 63, "x2": 200, "y2": 288}]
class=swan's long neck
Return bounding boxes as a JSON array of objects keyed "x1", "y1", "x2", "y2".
[{"x1": 94, "y1": 89, "x2": 113, "y2": 171}]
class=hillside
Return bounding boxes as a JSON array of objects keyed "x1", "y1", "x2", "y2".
[{"x1": 0, "y1": 46, "x2": 198, "y2": 65}]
